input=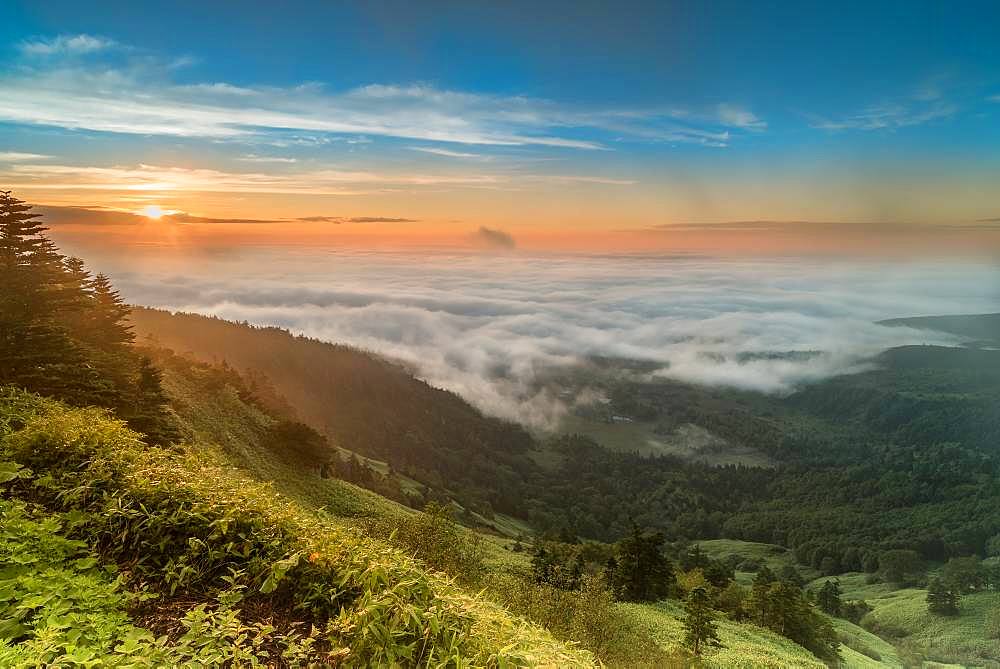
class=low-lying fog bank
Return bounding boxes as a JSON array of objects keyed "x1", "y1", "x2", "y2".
[{"x1": 73, "y1": 248, "x2": 1000, "y2": 429}]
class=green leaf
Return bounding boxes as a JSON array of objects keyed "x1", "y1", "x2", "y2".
[{"x1": 0, "y1": 461, "x2": 28, "y2": 484}]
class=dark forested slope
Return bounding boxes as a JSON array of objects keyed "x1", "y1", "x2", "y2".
[{"x1": 129, "y1": 307, "x2": 537, "y2": 516}]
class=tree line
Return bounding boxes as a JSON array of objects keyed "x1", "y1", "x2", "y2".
[{"x1": 0, "y1": 191, "x2": 176, "y2": 444}]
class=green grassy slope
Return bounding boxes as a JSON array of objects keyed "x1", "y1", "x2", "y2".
[
  {"x1": 809, "y1": 572, "x2": 1000, "y2": 667},
  {"x1": 0, "y1": 388, "x2": 593, "y2": 667},
  {"x1": 695, "y1": 538, "x2": 819, "y2": 585},
  {"x1": 831, "y1": 618, "x2": 902, "y2": 667},
  {"x1": 148, "y1": 344, "x2": 415, "y2": 523},
  {"x1": 619, "y1": 601, "x2": 827, "y2": 668}
]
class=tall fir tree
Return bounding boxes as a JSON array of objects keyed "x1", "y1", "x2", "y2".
[
  {"x1": 129, "y1": 356, "x2": 180, "y2": 446},
  {"x1": 817, "y1": 579, "x2": 842, "y2": 616},
  {"x1": 2, "y1": 191, "x2": 179, "y2": 442},
  {"x1": 86, "y1": 274, "x2": 135, "y2": 349},
  {"x1": 683, "y1": 586, "x2": 722, "y2": 656}
]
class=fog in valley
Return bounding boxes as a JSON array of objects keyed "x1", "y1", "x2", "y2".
[{"x1": 59, "y1": 243, "x2": 1000, "y2": 429}]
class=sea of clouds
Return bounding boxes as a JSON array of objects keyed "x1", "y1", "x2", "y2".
[{"x1": 98, "y1": 249, "x2": 999, "y2": 429}]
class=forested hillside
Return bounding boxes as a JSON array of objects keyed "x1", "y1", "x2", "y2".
[
  {"x1": 131, "y1": 307, "x2": 1000, "y2": 563},
  {"x1": 129, "y1": 307, "x2": 538, "y2": 519}
]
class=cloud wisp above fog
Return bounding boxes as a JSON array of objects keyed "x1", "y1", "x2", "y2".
[
  {"x1": 99, "y1": 251, "x2": 999, "y2": 429},
  {"x1": 472, "y1": 227, "x2": 517, "y2": 249}
]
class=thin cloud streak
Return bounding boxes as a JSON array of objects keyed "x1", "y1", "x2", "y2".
[
  {"x1": 3, "y1": 162, "x2": 639, "y2": 195},
  {"x1": 810, "y1": 86, "x2": 957, "y2": 131},
  {"x1": 19, "y1": 34, "x2": 117, "y2": 56},
  {"x1": 0, "y1": 36, "x2": 766, "y2": 150},
  {"x1": 408, "y1": 146, "x2": 483, "y2": 159},
  {"x1": 3, "y1": 162, "x2": 503, "y2": 195},
  {"x1": 0, "y1": 152, "x2": 51, "y2": 162}
]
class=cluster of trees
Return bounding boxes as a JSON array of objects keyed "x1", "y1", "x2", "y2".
[
  {"x1": 926, "y1": 555, "x2": 1000, "y2": 616},
  {"x1": 0, "y1": 191, "x2": 177, "y2": 443},
  {"x1": 739, "y1": 568, "x2": 839, "y2": 660},
  {"x1": 530, "y1": 529, "x2": 839, "y2": 660}
]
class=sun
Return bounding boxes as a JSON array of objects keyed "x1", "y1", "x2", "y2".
[{"x1": 141, "y1": 205, "x2": 164, "y2": 219}]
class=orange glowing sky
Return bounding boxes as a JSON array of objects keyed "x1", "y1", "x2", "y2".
[{"x1": 3, "y1": 3, "x2": 1000, "y2": 256}]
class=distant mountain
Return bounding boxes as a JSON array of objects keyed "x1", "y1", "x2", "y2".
[{"x1": 879, "y1": 312, "x2": 1000, "y2": 344}]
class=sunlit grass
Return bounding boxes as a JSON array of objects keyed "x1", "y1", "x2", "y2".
[{"x1": 619, "y1": 600, "x2": 827, "y2": 668}]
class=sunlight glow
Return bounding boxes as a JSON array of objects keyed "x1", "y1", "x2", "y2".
[{"x1": 141, "y1": 205, "x2": 164, "y2": 219}]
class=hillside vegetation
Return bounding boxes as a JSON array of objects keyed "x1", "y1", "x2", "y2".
[
  {"x1": 129, "y1": 306, "x2": 539, "y2": 521},
  {"x1": 0, "y1": 388, "x2": 593, "y2": 667},
  {"x1": 811, "y1": 571, "x2": 1000, "y2": 667},
  {"x1": 619, "y1": 601, "x2": 826, "y2": 668}
]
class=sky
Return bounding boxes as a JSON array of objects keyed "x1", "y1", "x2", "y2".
[{"x1": 2, "y1": 1, "x2": 1000, "y2": 252}]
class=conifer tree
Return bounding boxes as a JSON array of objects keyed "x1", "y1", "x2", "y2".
[
  {"x1": 683, "y1": 586, "x2": 721, "y2": 656},
  {"x1": 750, "y1": 566, "x2": 777, "y2": 625},
  {"x1": 129, "y1": 356, "x2": 180, "y2": 445},
  {"x1": 87, "y1": 274, "x2": 135, "y2": 349},
  {"x1": 0, "y1": 191, "x2": 105, "y2": 401},
  {"x1": 609, "y1": 523, "x2": 675, "y2": 601},
  {"x1": 817, "y1": 579, "x2": 842, "y2": 616}
]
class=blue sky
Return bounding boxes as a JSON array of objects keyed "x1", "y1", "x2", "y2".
[{"x1": 1, "y1": 0, "x2": 999, "y2": 241}]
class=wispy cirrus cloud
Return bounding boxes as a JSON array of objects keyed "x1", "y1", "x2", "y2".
[
  {"x1": 809, "y1": 81, "x2": 957, "y2": 131},
  {"x1": 18, "y1": 34, "x2": 117, "y2": 57},
  {"x1": 531, "y1": 174, "x2": 636, "y2": 186},
  {"x1": 0, "y1": 36, "x2": 765, "y2": 151},
  {"x1": 810, "y1": 101, "x2": 956, "y2": 131},
  {"x1": 0, "y1": 152, "x2": 51, "y2": 162},
  {"x1": 2, "y1": 162, "x2": 501, "y2": 195},
  {"x1": 236, "y1": 154, "x2": 298, "y2": 164},
  {"x1": 408, "y1": 146, "x2": 484, "y2": 159},
  {"x1": 2, "y1": 162, "x2": 636, "y2": 195},
  {"x1": 715, "y1": 104, "x2": 767, "y2": 131}
]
